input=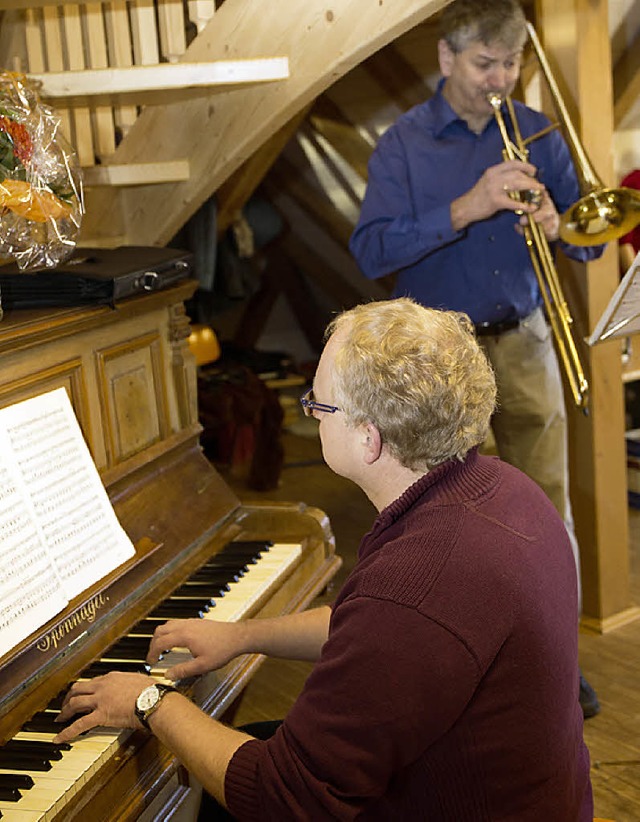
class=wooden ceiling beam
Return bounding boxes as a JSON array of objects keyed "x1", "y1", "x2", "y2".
[
  {"x1": 280, "y1": 232, "x2": 368, "y2": 310},
  {"x1": 309, "y1": 96, "x2": 372, "y2": 181},
  {"x1": 613, "y1": 31, "x2": 640, "y2": 129},
  {"x1": 363, "y1": 42, "x2": 431, "y2": 111},
  {"x1": 264, "y1": 154, "x2": 354, "y2": 249}
]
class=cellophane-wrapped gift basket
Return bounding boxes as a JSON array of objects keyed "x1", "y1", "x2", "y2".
[{"x1": 0, "y1": 71, "x2": 84, "y2": 273}]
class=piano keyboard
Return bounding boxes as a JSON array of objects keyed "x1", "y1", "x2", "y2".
[{"x1": 0, "y1": 540, "x2": 302, "y2": 821}]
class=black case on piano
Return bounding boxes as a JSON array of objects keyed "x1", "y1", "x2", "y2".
[{"x1": 0, "y1": 245, "x2": 194, "y2": 309}]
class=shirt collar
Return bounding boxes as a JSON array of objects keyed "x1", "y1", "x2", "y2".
[
  {"x1": 431, "y1": 78, "x2": 464, "y2": 138},
  {"x1": 431, "y1": 78, "x2": 496, "y2": 140}
]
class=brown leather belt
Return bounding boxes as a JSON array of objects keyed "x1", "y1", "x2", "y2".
[{"x1": 474, "y1": 318, "x2": 521, "y2": 337}]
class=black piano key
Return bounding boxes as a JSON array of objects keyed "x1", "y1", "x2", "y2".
[
  {"x1": 183, "y1": 569, "x2": 236, "y2": 585},
  {"x1": 203, "y1": 555, "x2": 252, "y2": 569},
  {"x1": 225, "y1": 540, "x2": 272, "y2": 553},
  {"x1": 0, "y1": 774, "x2": 34, "y2": 790},
  {"x1": 99, "y1": 654, "x2": 150, "y2": 667},
  {"x1": 2, "y1": 739, "x2": 70, "y2": 759},
  {"x1": 128, "y1": 619, "x2": 165, "y2": 636},
  {"x1": 84, "y1": 660, "x2": 151, "y2": 676},
  {"x1": 188, "y1": 567, "x2": 247, "y2": 583},
  {"x1": 150, "y1": 601, "x2": 209, "y2": 618},
  {"x1": 189, "y1": 559, "x2": 250, "y2": 582},
  {"x1": 187, "y1": 563, "x2": 238, "y2": 578},
  {"x1": 0, "y1": 751, "x2": 52, "y2": 771},
  {"x1": 210, "y1": 555, "x2": 257, "y2": 567},
  {"x1": 22, "y1": 712, "x2": 62, "y2": 734},
  {"x1": 102, "y1": 639, "x2": 152, "y2": 659},
  {"x1": 171, "y1": 581, "x2": 224, "y2": 595},
  {"x1": 47, "y1": 692, "x2": 67, "y2": 711},
  {"x1": 168, "y1": 594, "x2": 218, "y2": 606},
  {"x1": 0, "y1": 773, "x2": 34, "y2": 800}
]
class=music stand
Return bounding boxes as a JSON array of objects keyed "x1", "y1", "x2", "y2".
[{"x1": 587, "y1": 250, "x2": 640, "y2": 345}]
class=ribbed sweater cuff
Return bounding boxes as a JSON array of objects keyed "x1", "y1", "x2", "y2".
[{"x1": 224, "y1": 739, "x2": 263, "y2": 819}]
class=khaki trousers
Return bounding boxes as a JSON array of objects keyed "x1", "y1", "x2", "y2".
[{"x1": 479, "y1": 307, "x2": 582, "y2": 606}]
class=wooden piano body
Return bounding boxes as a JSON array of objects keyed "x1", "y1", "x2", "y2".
[{"x1": 0, "y1": 279, "x2": 340, "y2": 820}]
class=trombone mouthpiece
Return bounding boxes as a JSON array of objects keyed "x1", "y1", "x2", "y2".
[{"x1": 487, "y1": 93, "x2": 503, "y2": 109}]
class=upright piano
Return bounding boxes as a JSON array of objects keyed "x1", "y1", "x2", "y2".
[{"x1": 0, "y1": 279, "x2": 341, "y2": 820}]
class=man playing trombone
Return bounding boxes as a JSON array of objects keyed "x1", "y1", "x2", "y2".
[{"x1": 349, "y1": 0, "x2": 602, "y2": 718}]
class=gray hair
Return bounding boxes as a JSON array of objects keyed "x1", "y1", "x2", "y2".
[{"x1": 440, "y1": 0, "x2": 528, "y2": 53}]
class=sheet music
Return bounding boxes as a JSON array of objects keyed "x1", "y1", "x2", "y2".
[
  {"x1": 0, "y1": 388, "x2": 135, "y2": 659},
  {"x1": 0, "y1": 459, "x2": 67, "y2": 659},
  {"x1": 587, "y1": 250, "x2": 640, "y2": 345}
]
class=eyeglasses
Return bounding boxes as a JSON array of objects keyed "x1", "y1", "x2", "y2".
[{"x1": 300, "y1": 388, "x2": 341, "y2": 417}]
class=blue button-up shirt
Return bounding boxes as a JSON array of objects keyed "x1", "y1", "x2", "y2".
[{"x1": 349, "y1": 81, "x2": 604, "y2": 325}]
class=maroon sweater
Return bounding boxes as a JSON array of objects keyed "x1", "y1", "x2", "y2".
[{"x1": 225, "y1": 450, "x2": 592, "y2": 820}]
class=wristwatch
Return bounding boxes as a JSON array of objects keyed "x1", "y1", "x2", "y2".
[{"x1": 135, "y1": 682, "x2": 178, "y2": 729}]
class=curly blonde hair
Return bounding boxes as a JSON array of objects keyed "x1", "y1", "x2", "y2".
[{"x1": 326, "y1": 299, "x2": 497, "y2": 471}]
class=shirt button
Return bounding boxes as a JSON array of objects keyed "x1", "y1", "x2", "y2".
[
  {"x1": 489, "y1": 235, "x2": 495, "y2": 242},
  {"x1": 496, "y1": 304, "x2": 502, "y2": 311},
  {"x1": 493, "y1": 269, "x2": 500, "y2": 276}
]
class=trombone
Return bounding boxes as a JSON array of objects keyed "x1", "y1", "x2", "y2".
[
  {"x1": 525, "y1": 23, "x2": 640, "y2": 247},
  {"x1": 488, "y1": 23, "x2": 640, "y2": 410}
]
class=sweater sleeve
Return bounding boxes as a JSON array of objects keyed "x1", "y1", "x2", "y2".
[{"x1": 224, "y1": 595, "x2": 481, "y2": 820}]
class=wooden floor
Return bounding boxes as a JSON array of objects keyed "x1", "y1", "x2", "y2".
[{"x1": 225, "y1": 421, "x2": 640, "y2": 822}]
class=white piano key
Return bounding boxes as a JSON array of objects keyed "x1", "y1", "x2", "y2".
[
  {"x1": 204, "y1": 542, "x2": 303, "y2": 622},
  {"x1": 0, "y1": 728, "x2": 128, "y2": 820},
  {"x1": 151, "y1": 543, "x2": 302, "y2": 678}
]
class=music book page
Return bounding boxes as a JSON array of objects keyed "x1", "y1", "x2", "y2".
[
  {"x1": 0, "y1": 387, "x2": 135, "y2": 660},
  {"x1": 587, "y1": 250, "x2": 640, "y2": 345}
]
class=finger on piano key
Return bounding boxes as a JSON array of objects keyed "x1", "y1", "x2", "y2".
[
  {"x1": 149, "y1": 648, "x2": 194, "y2": 680},
  {"x1": 149, "y1": 543, "x2": 303, "y2": 679}
]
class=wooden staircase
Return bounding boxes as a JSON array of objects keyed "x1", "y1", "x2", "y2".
[{"x1": 0, "y1": 0, "x2": 448, "y2": 248}]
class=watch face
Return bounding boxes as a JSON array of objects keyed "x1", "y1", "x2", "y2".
[{"x1": 137, "y1": 685, "x2": 159, "y2": 712}]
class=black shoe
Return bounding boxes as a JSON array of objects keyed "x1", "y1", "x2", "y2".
[{"x1": 579, "y1": 672, "x2": 600, "y2": 719}]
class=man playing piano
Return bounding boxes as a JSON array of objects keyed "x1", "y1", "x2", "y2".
[{"x1": 55, "y1": 298, "x2": 593, "y2": 821}]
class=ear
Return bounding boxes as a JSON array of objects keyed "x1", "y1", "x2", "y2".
[
  {"x1": 361, "y1": 422, "x2": 383, "y2": 465},
  {"x1": 438, "y1": 38, "x2": 455, "y2": 78}
]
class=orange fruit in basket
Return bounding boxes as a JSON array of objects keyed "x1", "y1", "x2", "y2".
[{"x1": 0, "y1": 178, "x2": 72, "y2": 223}]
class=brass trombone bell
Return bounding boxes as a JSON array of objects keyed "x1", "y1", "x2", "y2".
[
  {"x1": 560, "y1": 187, "x2": 640, "y2": 247},
  {"x1": 525, "y1": 22, "x2": 640, "y2": 247}
]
